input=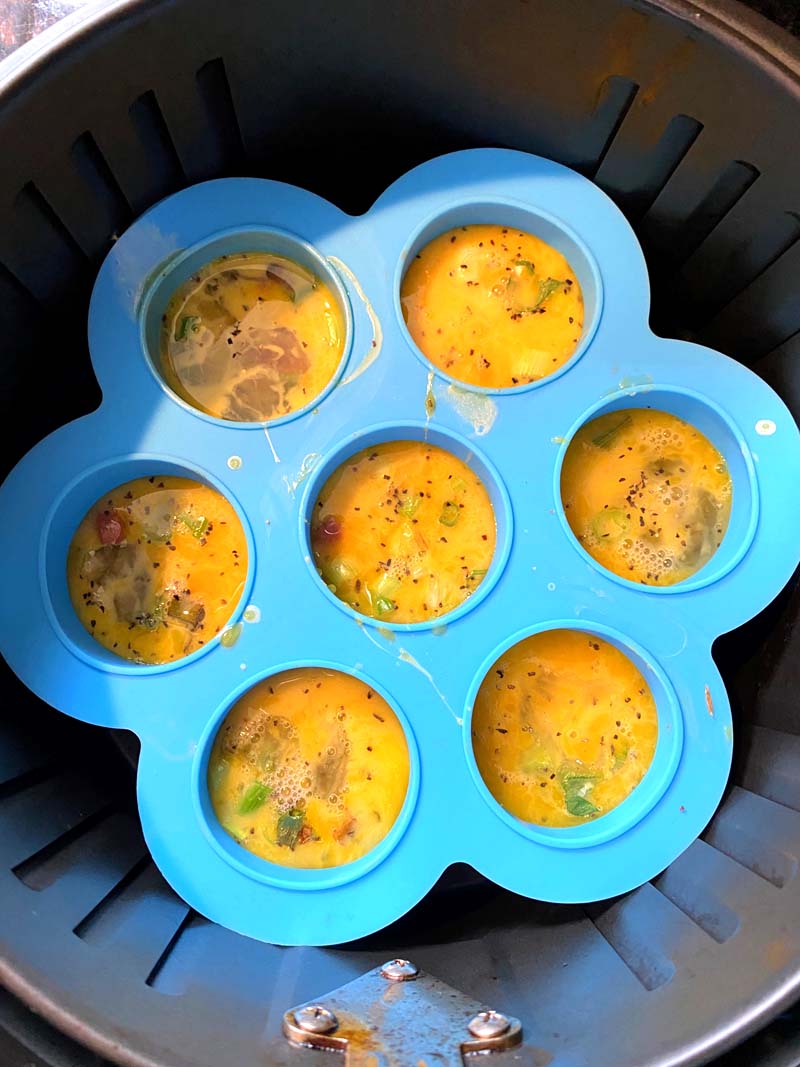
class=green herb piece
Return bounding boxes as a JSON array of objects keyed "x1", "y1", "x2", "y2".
[
  {"x1": 277, "y1": 808, "x2": 305, "y2": 849},
  {"x1": 238, "y1": 781, "x2": 272, "y2": 814},
  {"x1": 591, "y1": 508, "x2": 629, "y2": 541},
  {"x1": 222, "y1": 823, "x2": 245, "y2": 844},
  {"x1": 439, "y1": 501, "x2": 460, "y2": 527},
  {"x1": 613, "y1": 740, "x2": 630, "y2": 770},
  {"x1": 562, "y1": 774, "x2": 600, "y2": 818},
  {"x1": 178, "y1": 512, "x2": 209, "y2": 539},
  {"x1": 175, "y1": 315, "x2": 200, "y2": 341},
  {"x1": 525, "y1": 276, "x2": 563, "y2": 313},
  {"x1": 374, "y1": 595, "x2": 396, "y2": 616},
  {"x1": 566, "y1": 794, "x2": 600, "y2": 817},
  {"x1": 514, "y1": 258, "x2": 536, "y2": 274},
  {"x1": 591, "y1": 414, "x2": 632, "y2": 449},
  {"x1": 469, "y1": 568, "x2": 488, "y2": 579},
  {"x1": 450, "y1": 477, "x2": 468, "y2": 493},
  {"x1": 398, "y1": 496, "x2": 420, "y2": 518}
]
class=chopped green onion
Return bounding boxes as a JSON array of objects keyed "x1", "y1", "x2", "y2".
[
  {"x1": 469, "y1": 568, "x2": 488, "y2": 579},
  {"x1": 222, "y1": 823, "x2": 245, "y2": 844},
  {"x1": 613, "y1": 740, "x2": 630, "y2": 770},
  {"x1": 591, "y1": 414, "x2": 632, "y2": 449},
  {"x1": 439, "y1": 501, "x2": 460, "y2": 527},
  {"x1": 514, "y1": 258, "x2": 536, "y2": 274},
  {"x1": 450, "y1": 477, "x2": 468, "y2": 493},
  {"x1": 238, "y1": 781, "x2": 272, "y2": 814},
  {"x1": 374, "y1": 595, "x2": 396, "y2": 616},
  {"x1": 277, "y1": 808, "x2": 305, "y2": 849},
  {"x1": 178, "y1": 512, "x2": 209, "y2": 539},
  {"x1": 175, "y1": 315, "x2": 200, "y2": 341},
  {"x1": 398, "y1": 496, "x2": 420, "y2": 518}
]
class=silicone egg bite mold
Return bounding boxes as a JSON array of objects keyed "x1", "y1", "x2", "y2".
[{"x1": 1, "y1": 149, "x2": 799, "y2": 947}]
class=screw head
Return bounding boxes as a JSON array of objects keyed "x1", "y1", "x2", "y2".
[
  {"x1": 294, "y1": 1005, "x2": 338, "y2": 1034},
  {"x1": 380, "y1": 958, "x2": 419, "y2": 982},
  {"x1": 468, "y1": 1010, "x2": 510, "y2": 1040}
]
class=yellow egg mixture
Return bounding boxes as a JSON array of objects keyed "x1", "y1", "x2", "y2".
[
  {"x1": 472, "y1": 630, "x2": 659, "y2": 827},
  {"x1": 208, "y1": 668, "x2": 410, "y2": 868},
  {"x1": 401, "y1": 223, "x2": 584, "y2": 389},
  {"x1": 561, "y1": 408, "x2": 733, "y2": 586},
  {"x1": 311, "y1": 440, "x2": 496, "y2": 623},
  {"x1": 67, "y1": 476, "x2": 247, "y2": 664},
  {"x1": 161, "y1": 251, "x2": 345, "y2": 421}
]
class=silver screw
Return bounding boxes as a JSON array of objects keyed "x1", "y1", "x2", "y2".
[
  {"x1": 294, "y1": 1005, "x2": 338, "y2": 1034},
  {"x1": 468, "y1": 1010, "x2": 511, "y2": 1040},
  {"x1": 380, "y1": 958, "x2": 419, "y2": 982}
]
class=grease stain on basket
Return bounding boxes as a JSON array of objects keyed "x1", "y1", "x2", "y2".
[
  {"x1": 425, "y1": 371, "x2": 436, "y2": 421},
  {"x1": 329, "y1": 256, "x2": 383, "y2": 386},
  {"x1": 705, "y1": 685, "x2": 714, "y2": 716},
  {"x1": 243, "y1": 605, "x2": 261, "y2": 624}
]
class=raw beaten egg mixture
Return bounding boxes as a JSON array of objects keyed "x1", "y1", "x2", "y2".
[
  {"x1": 207, "y1": 668, "x2": 410, "y2": 868},
  {"x1": 160, "y1": 251, "x2": 345, "y2": 422},
  {"x1": 311, "y1": 440, "x2": 496, "y2": 623},
  {"x1": 67, "y1": 476, "x2": 247, "y2": 665}
]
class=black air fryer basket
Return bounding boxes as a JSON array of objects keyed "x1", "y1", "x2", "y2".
[{"x1": 1, "y1": 1, "x2": 800, "y2": 1065}]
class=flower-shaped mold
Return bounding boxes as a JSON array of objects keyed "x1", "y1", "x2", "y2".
[{"x1": 1, "y1": 150, "x2": 798, "y2": 947}]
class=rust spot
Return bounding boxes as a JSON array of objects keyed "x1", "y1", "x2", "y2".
[{"x1": 705, "y1": 685, "x2": 714, "y2": 716}]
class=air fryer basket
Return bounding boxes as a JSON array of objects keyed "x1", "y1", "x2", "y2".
[{"x1": 1, "y1": 1, "x2": 799, "y2": 1064}]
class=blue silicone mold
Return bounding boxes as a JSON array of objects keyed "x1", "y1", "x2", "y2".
[{"x1": 1, "y1": 149, "x2": 798, "y2": 947}]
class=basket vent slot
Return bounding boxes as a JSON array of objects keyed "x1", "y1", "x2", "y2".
[
  {"x1": 586, "y1": 75, "x2": 639, "y2": 177},
  {"x1": 70, "y1": 131, "x2": 133, "y2": 249},
  {"x1": 12, "y1": 805, "x2": 115, "y2": 890},
  {"x1": 703, "y1": 787, "x2": 799, "y2": 889},
  {"x1": 129, "y1": 89, "x2": 186, "y2": 192},
  {"x1": 596, "y1": 112, "x2": 703, "y2": 222},
  {"x1": 666, "y1": 159, "x2": 760, "y2": 267},
  {"x1": 652, "y1": 869, "x2": 740, "y2": 944},
  {"x1": 73, "y1": 854, "x2": 153, "y2": 939},
  {"x1": 585, "y1": 886, "x2": 677, "y2": 991},
  {"x1": 195, "y1": 57, "x2": 245, "y2": 172},
  {"x1": 0, "y1": 763, "x2": 59, "y2": 801},
  {"x1": 145, "y1": 910, "x2": 201, "y2": 993},
  {"x1": 3, "y1": 182, "x2": 89, "y2": 303}
]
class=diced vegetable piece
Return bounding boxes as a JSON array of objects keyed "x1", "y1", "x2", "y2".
[
  {"x1": 314, "y1": 514, "x2": 342, "y2": 543},
  {"x1": 96, "y1": 510, "x2": 125, "y2": 545},
  {"x1": 562, "y1": 773, "x2": 600, "y2": 817},
  {"x1": 438, "y1": 501, "x2": 460, "y2": 527},
  {"x1": 519, "y1": 277, "x2": 563, "y2": 315},
  {"x1": 374, "y1": 595, "x2": 396, "y2": 616},
  {"x1": 398, "y1": 496, "x2": 420, "y2": 518},
  {"x1": 591, "y1": 508, "x2": 629, "y2": 540},
  {"x1": 277, "y1": 808, "x2": 305, "y2": 849},
  {"x1": 469, "y1": 568, "x2": 488, "y2": 579},
  {"x1": 178, "y1": 512, "x2": 209, "y2": 539},
  {"x1": 591, "y1": 414, "x2": 632, "y2": 449},
  {"x1": 222, "y1": 823, "x2": 245, "y2": 844},
  {"x1": 613, "y1": 740, "x2": 630, "y2": 770},
  {"x1": 175, "y1": 315, "x2": 200, "y2": 341},
  {"x1": 514, "y1": 258, "x2": 536, "y2": 274},
  {"x1": 238, "y1": 781, "x2": 272, "y2": 814},
  {"x1": 167, "y1": 591, "x2": 206, "y2": 631}
]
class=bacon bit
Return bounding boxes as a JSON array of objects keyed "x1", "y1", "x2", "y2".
[
  {"x1": 313, "y1": 514, "x2": 343, "y2": 544},
  {"x1": 96, "y1": 510, "x2": 125, "y2": 545},
  {"x1": 705, "y1": 685, "x2": 714, "y2": 716}
]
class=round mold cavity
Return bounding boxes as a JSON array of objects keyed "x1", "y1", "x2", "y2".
[
  {"x1": 139, "y1": 226, "x2": 354, "y2": 427},
  {"x1": 193, "y1": 660, "x2": 420, "y2": 890},
  {"x1": 555, "y1": 385, "x2": 759, "y2": 594},
  {"x1": 394, "y1": 199, "x2": 603, "y2": 395},
  {"x1": 463, "y1": 620, "x2": 684, "y2": 849},
  {"x1": 299, "y1": 420, "x2": 514, "y2": 631},
  {"x1": 40, "y1": 454, "x2": 255, "y2": 676}
]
